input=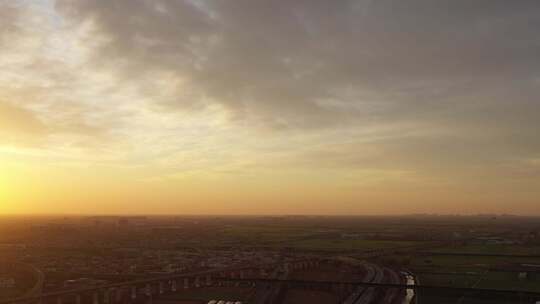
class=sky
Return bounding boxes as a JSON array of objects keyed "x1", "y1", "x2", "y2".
[{"x1": 1, "y1": 0, "x2": 539, "y2": 215}]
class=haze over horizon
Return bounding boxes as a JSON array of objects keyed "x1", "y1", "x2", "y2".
[{"x1": 1, "y1": 0, "x2": 540, "y2": 216}]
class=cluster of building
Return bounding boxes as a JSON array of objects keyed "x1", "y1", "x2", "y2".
[{"x1": 0, "y1": 277, "x2": 16, "y2": 288}]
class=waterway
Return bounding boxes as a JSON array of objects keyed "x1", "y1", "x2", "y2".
[{"x1": 402, "y1": 272, "x2": 416, "y2": 304}]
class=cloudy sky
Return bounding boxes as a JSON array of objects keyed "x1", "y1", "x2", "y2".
[{"x1": 1, "y1": 0, "x2": 539, "y2": 215}]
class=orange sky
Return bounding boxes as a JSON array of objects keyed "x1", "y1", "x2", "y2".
[{"x1": 1, "y1": 0, "x2": 539, "y2": 215}]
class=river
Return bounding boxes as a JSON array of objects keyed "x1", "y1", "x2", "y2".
[{"x1": 402, "y1": 272, "x2": 416, "y2": 304}]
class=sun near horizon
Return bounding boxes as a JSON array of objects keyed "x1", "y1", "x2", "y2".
[{"x1": 1, "y1": 0, "x2": 540, "y2": 216}]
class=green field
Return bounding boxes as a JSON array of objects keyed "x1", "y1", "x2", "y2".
[
  {"x1": 430, "y1": 244, "x2": 540, "y2": 255},
  {"x1": 409, "y1": 252, "x2": 540, "y2": 294},
  {"x1": 411, "y1": 254, "x2": 540, "y2": 272},
  {"x1": 279, "y1": 239, "x2": 418, "y2": 251},
  {"x1": 217, "y1": 224, "x2": 419, "y2": 251},
  {"x1": 417, "y1": 273, "x2": 480, "y2": 288},
  {"x1": 220, "y1": 225, "x2": 315, "y2": 242}
]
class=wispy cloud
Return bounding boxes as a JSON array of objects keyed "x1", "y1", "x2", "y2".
[{"x1": 1, "y1": 0, "x2": 540, "y2": 214}]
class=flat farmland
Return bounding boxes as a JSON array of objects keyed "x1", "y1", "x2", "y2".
[
  {"x1": 428, "y1": 244, "x2": 540, "y2": 255},
  {"x1": 279, "y1": 239, "x2": 418, "y2": 251}
]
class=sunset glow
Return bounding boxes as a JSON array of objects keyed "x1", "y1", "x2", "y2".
[{"x1": 1, "y1": 0, "x2": 539, "y2": 215}]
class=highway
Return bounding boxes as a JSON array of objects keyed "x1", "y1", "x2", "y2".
[
  {"x1": 353, "y1": 263, "x2": 384, "y2": 304},
  {"x1": 341, "y1": 261, "x2": 388, "y2": 304},
  {"x1": 16, "y1": 263, "x2": 44, "y2": 298},
  {"x1": 342, "y1": 263, "x2": 375, "y2": 304},
  {"x1": 252, "y1": 260, "x2": 288, "y2": 304},
  {"x1": 380, "y1": 268, "x2": 401, "y2": 304},
  {"x1": 342, "y1": 262, "x2": 405, "y2": 304}
]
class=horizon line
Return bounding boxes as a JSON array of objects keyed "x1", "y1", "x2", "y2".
[{"x1": 0, "y1": 212, "x2": 537, "y2": 218}]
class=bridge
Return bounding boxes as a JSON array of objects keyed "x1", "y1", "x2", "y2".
[
  {"x1": 0, "y1": 259, "x2": 321, "y2": 304},
  {"x1": 2, "y1": 257, "x2": 540, "y2": 304}
]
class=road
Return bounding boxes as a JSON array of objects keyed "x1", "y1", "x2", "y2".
[
  {"x1": 380, "y1": 268, "x2": 401, "y2": 304},
  {"x1": 353, "y1": 263, "x2": 384, "y2": 304},
  {"x1": 342, "y1": 263, "x2": 376, "y2": 304},
  {"x1": 18, "y1": 263, "x2": 44, "y2": 298},
  {"x1": 251, "y1": 260, "x2": 288, "y2": 304}
]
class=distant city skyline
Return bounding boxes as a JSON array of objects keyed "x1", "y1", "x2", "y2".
[{"x1": 1, "y1": 0, "x2": 540, "y2": 215}]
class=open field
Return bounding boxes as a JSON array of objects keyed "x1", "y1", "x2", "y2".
[
  {"x1": 220, "y1": 225, "x2": 316, "y2": 243},
  {"x1": 279, "y1": 239, "x2": 418, "y2": 251},
  {"x1": 411, "y1": 254, "x2": 540, "y2": 272},
  {"x1": 406, "y1": 251, "x2": 540, "y2": 295},
  {"x1": 218, "y1": 224, "x2": 421, "y2": 251},
  {"x1": 428, "y1": 244, "x2": 540, "y2": 256}
]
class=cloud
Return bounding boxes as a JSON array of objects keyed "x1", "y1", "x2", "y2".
[
  {"x1": 54, "y1": 0, "x2": 540, "y2": 129},
  {"x1": 0, "y1": 100, "x2": 49, "y2": 145},
  {"x1": 0, "y1": 1, "x2": 124, "y2": 155},
  {"x1": 0, "y1": 2, "x2": 20, "y2": 38},
  {"x1": 51, "y1": 0, "x2": 540, "y2": 171},
  {"x1": 1, "y1": 0, "x2": 539, "y2": 194},
  {"x1": 0, "y1": 0, "x2": 540, "y2": 214}
]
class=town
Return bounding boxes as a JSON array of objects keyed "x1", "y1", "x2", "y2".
[{"x1": 1, "y1": 215, "x2": 540, "y2": 303}]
